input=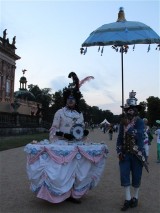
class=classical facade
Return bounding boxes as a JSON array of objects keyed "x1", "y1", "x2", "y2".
[
  {"x1": 0, "y1": 29, "x2": 40, "y2": 115},
  {"x1": 0, "y1": 29, "x2": 20, "y2": 112},
  {"x1": 0, "y1": 30, "x2": 46, "y2": 134}
]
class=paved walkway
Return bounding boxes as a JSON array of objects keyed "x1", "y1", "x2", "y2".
[{"x1": 0, "y1": 129, "x2": 159, "y2": 213}]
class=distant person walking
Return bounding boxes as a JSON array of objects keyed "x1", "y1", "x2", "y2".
[
  {"x1": 155, "y1": 120, "x2": 160, "y2": 163},
  {"x1": 143, "y1": 118, "x2": 152, "y2": 164},
  {"x1": 103, "y1": 122, "x2": 108, "y2": 133},
  {"x1": 108, "y1": 125, "x2": 114, "y2": 140}
]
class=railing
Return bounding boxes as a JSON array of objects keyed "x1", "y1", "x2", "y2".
[{"x1": 0, "y1": 112, "x2": 41, "y2": 128}]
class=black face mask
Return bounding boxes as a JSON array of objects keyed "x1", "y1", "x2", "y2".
[{"x1": 126, "y1": 112, "x2": 135, "y2": 120}]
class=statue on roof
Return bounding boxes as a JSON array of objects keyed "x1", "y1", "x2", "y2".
[
  {"x1": 22, "y1": 69, "x2": 27, "y2": 75},
  {"x1": 3, "y1": 29, "x2": 7, "y2": 39},
  {"x1": 12, "y1": 36, "x2": 16, "y2": 45}
]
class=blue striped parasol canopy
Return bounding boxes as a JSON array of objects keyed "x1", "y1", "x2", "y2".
[{"x1": 81, "y1": 7, "x2": 160, "y2": 111}]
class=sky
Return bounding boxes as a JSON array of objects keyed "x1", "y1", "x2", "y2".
[{"x1": 0, "y1": 0, "x2": 160, "y2": 115}]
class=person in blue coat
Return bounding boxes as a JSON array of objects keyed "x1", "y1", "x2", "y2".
[{"x1": 116, "y1": 90, "x2": 147, "y2": 211}]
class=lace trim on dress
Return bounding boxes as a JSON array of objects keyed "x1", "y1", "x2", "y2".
[{"x1": 63, "y1": 107, "x2": 81, "y2": 120}]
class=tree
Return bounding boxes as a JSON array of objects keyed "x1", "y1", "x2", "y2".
[
  {"x1": 139, "y1": 101, "x2": 147, "y2": 119},
  {"x1": 28, "y1": 84, "x2": 41, "y2": 97},
  {"x1": 50, "y1": 90, "x2": 64, "y2": 114},
  {"x1": 28, "y1": 84, "x2": 53, "y2": 121},
  {"x1": 146, "y1": 96, "x2": 160, "y2": 126}
]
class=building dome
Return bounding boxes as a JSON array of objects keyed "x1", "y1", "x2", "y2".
[
  {"x1": 15, "y1": 70, "x2": 36, "y2": 101},
  {"x1": 14, "y1": 89, "x2": 36, "y2": 101},
  {"x1": 20, "y1": 76, "x2": 27, "y2": 83}
]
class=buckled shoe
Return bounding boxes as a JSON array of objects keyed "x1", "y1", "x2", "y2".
[
  {"x1": 130, "y1": 197, "x2": 138, "y2": 208},
  {"x1": 121, "y1": 200, "x2": 131, "y2": 211}
]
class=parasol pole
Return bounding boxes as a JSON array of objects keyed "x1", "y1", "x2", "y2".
[
  {"x1": 121, "y1": 46, "x2": 124, "y2": 112},
  {"x1": 117, "y1": 7, "x2": 126, "y2": 113}
]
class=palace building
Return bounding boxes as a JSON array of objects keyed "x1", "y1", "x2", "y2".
[
  {"x1": 0, "y1": 29, "x2": 20, "y2": 111},
  {"x1": 0, "y1": 29, "x2": 40, "y2": 116}
]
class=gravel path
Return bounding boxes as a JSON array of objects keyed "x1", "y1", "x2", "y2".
[{"x1": 0, "y1": 129, "x2": 159, "y2": 213}]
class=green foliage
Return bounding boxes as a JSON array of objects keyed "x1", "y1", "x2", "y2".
[
  {"x1": 28, "y1": 84, "x2": 53, "y2": 107},
  {"x1": 28, "y1": 85, "x2": 159, "y2": 127},
  {"x1": 139, "y1": 101, "x2": 147, "y2": 118},
  {"x1": 28, "y1": 84, "x2": 54, "y2": 119},
  {"x1": 28, "y1": 84, "x2": 42, "y2": 97},
  {"x1": 146, "y1": 96, "x2": 160, "y2": 126},
  {"x1": 51, "y1": 90, "x2": 64, "y2": 113}
]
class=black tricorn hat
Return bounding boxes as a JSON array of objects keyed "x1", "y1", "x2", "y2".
[
  {"x1": 121, "y1": 90, "x2": 143, "y2": 112},
  {"x1": 63, "y1": 87, "x2": 82, "y2": 104},
  {"x1": 63, "y1": 72, "x2": 82, "y2": 105},
  {"x1": 121, "y1": 104, "x2": 143, "y2": 112}
]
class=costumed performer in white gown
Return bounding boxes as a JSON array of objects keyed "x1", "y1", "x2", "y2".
[
  {"x1": 49, "y1": 72, "x2": 89, "y2": 144},
  {"x1": 24, "y1": 72, "x2": 108, "y2": 205},
  {"x1": 49, "y1": 72, "x2": 107, "y2": 204}
]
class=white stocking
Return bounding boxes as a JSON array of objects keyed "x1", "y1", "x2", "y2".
[
  {"x1": 124, "y1": 186, "x2": 131, "y2": 201},
  {"x1": 133, "y1": 187, "x2": 139, "y2": 199}
]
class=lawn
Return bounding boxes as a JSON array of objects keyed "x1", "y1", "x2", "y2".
[{"x1": 0, "y1": 133, "x2": 49, "y2": 151}]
